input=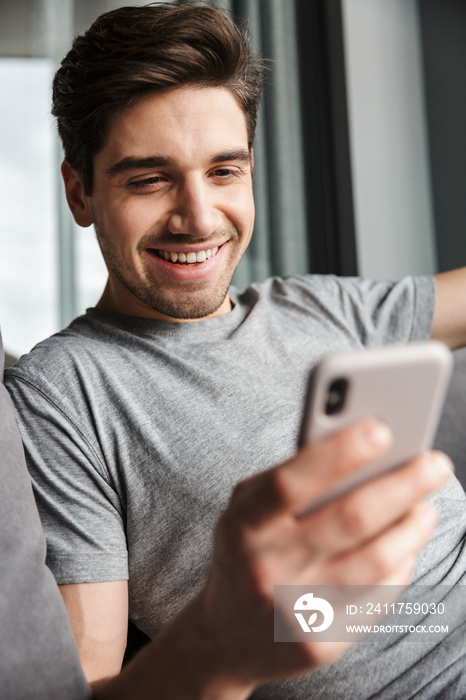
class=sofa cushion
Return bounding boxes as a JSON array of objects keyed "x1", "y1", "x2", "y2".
[{"x1": 0, "y1": 331, "x2": 90, "y2": 699}]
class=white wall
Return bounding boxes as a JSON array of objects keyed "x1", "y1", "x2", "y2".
[{"x1": 342, "y1": 0, "x2": 437, "y2": 279}]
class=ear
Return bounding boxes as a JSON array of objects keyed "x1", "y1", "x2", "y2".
[{"x1": 61, "y1": 161, "x2": 94, "y2": 227}]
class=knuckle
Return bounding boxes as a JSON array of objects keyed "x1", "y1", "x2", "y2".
[
  {"x1": 214, "y1": 509, "x2": 242, "y2": 553},
  {"x1": 267, "y1": 468, "x2": 293, "y2": 507},
  {"x1": 230, "y1": 479, "x2": 249, "y2": 505},
  {"x1": 228, "y1": 477, "x2": 264, "y2": 525},
  {"x1": 336, "y1": 495, "x2": 372, "y2": 540},
  {"x1": 331, "y1": 426, "x2": 365, "y2": 463},
  {"x1": 248, "y1": 556, "x2": 275, "y2": 599},
  {"x1": 331, "y1": 421, "x2": 390, "y2": 471},
  {"x1": 230, "y1": 468, "x2": 292, "y2": 521},
  {"x1": 364, "y1": 543, "x2": 394, "y2": 581}
]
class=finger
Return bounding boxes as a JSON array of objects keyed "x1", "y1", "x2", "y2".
[
  {"x1": 299, "y1": 451, "x2": 451, "y2": 558},
  {"x1": 312, "y1": 501, "x2": 438, "y2": 586},
  {"x1": 268, "y1": 496, "x2": 435, "y2": 585},
  {"x1": 376, "y1": 556, "x2": 418, "y2": 588},
  {"x1": 229, "y1": 420, "x2": 392, "y2": 527}
]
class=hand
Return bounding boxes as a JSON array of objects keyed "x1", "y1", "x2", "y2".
[
  {"x1": 98, "y1": 421, "x2": 452, "y2": 700},
  {"x1": 194, "y1": 420, "x2": 452, "y2": 689}
]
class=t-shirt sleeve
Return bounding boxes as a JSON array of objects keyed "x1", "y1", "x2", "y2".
[
  {"x1": 281, "y1": 274, "x2": 436, "y2": 347},
  {"x1": 4, "y1": 374, "x2": 129, "y2": 585},
  {"x1": 334, "y1": 274, "x2": 436, "y2": 346}
]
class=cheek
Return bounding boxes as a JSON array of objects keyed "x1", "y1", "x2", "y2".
[
  {"x1": 225, "y1": 189, "x2": 255, "y2": 233},
  {"x1": 104, "y1": 199, "x2": 162, "y2": 247}
]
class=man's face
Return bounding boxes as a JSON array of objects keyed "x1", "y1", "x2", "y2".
[{"x1": 79, "y1": 87, "x2": 255, "y2": 321}]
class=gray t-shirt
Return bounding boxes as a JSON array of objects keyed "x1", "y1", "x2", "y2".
[
  {"x1": 0, "y1": 336, "x2": 90, "y2": 700},
  {"x1": 6, "y1": 274, "x2": 466, "y2": 698}
]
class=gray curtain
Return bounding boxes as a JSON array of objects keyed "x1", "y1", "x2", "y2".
[
  {"x1": 209, "y1": 0, "x2": 357, "y2": 287},
  {"x1": 211, "y1": 0, "x2": 309, "y2": 289}
]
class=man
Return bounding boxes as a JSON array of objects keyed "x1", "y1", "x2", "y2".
[
  {"x1": 2, "y1": 331, "x2": 451, "y2": 700},
  {"x1": 5, "y1": 3, "x2": 466, "y2": 698}
]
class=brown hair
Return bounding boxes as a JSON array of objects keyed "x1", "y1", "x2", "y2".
[{"x1": 52, "y1": 2, "x2": 265, "y2": 195}]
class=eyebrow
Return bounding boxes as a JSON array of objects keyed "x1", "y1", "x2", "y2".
[
  {"x1": 105, "y1": 149, "x2": 251, "y2": 177},
  {"x1": 105, "y1": 156, "x2": 174, "y2": 176},
  {"x1": 209, "y1": 149, "x2": 251, "y2": 165}
]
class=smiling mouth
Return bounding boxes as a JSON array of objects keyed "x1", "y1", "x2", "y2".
[{"x1": 153, "y1": 246, "x2": 220, "y2": 265}]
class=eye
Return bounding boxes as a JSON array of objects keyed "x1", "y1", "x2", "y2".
[
  {"x1": 211, "y1": 168, "x2": 241, "y2": 181},
  {"x1": 127, "y1": 175, "x2": 167, "y2": 190}
]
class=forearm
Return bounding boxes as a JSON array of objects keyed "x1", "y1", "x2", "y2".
[
  {"x1": 92, "y1": 596, "x2": 255, "y2": 700},
  {"x1": 431, "y1": 267, "x2": 466, "y2": 349},
  {"x1": 60, "y1": 581, "x2": 129, "y2": 683}
]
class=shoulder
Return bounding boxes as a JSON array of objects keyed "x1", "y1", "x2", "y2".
[
  {"x1": 4, "y1": 312, "x2": 112, "y2": 405},
  {"x1": 234, "y1": 273, "x2": 435, "y2": 346},
  {"x1": 236, "y1": 273, "x2": 426, "y2": 316},
  {"x1": 240, "y1": 273, "x2": 431, "y2": 304},
  {"x1": 234, "y1": 274, "x2": 354, "y2": 311}
]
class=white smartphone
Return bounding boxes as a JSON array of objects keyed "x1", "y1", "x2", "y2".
[{"x1": 297, "y1": 341, "x2": 453, "y2": 516}]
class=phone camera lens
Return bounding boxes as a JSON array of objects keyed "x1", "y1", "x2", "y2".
[{"x1": 325, "y1": 378, "x2": 348, "y2": 415}]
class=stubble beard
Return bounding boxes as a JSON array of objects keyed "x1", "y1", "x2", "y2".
[{"x1": 94, "y1": 221, "x2": 241, "y2": 320}]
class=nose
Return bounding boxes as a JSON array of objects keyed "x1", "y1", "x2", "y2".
[{"x1": 167, "y1": 177, "x2": 223, "y2": 239}]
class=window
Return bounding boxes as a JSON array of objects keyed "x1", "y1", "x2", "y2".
[
  {"x1": 0, "y1": 59, "x2": 58, "y2": 358},
  {"x1": 0, "y1": 59, "x2": 107, "y2": 359}
]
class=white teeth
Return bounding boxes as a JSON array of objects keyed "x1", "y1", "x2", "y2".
[{"x1": 157, "y1": 246, "x2": 220, "y2": 264}]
